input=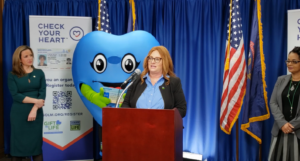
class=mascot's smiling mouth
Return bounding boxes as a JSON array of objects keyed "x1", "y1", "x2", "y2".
[
  {"x1": 79, "y1": 82, "x2": 122, "y2": 90},
  {"x1": 94, "y1": 81, "x2": 122, "y2": 89}
]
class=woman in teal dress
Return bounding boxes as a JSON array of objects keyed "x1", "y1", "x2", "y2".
[{"x1": 8, "y1": 46, "x2": 46, "y2": 161}]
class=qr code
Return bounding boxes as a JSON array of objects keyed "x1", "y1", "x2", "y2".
[{"x1": 53, "y1": 91, "x2": 72, "y2": 110}]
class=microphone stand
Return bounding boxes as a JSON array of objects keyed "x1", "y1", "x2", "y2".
[{"x1": 115, "y1": 81, "x2": 134, "y2": 108}]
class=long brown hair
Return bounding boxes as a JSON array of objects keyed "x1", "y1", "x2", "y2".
[
  {"x1": 11, "y1": 45, "x2": 35, "y2": 77},
  {"x1": 140, "y1": 46, "x2": 176, "y2": 85}
]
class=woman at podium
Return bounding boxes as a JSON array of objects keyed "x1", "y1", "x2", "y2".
[
  {"x1": 7, "y1": 46, "x2": 46, "y2": 161},
  {"x1": 122, "y1": 46, "x2": 186, "y2": 118}
]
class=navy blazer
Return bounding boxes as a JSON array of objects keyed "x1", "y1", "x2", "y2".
[
  {"x1": 270, "y1": 75, "x2": 300, "y2": 139},
  {"x1": 121, "y1": 76, "x2": 187, "y2": 118}
]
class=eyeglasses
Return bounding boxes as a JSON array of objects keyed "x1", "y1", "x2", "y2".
[
  {"x1": 285, "y1": 60, "x2": 300, "y2": 64},
  {"x1": 147, "y1": 56, "x2": 162, "y2": 63}
]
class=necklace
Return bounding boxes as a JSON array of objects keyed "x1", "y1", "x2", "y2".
[
  {"x1": 25, "y1": 67, "x2": 33, "y2": 83},
  {"x1": 288, "y1": 81, "x2": 300, "y2": 92},
  {"x1": 287, "y1": 78, "x2": 300, "y2": 118}
]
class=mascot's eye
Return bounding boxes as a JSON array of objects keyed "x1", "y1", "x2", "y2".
[
  {"x1": 90, "y1": 54, "x2": 107, "y2": 73},
  {"x1": 121, "y1": 54, "x2": 140, "y2": 73}
]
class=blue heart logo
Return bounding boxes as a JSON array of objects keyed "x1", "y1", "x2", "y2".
[{"x1": 56, "y1": 120, "x2": 62, "y2": 125}]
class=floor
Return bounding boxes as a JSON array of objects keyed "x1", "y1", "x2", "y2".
[
  {"x1": 0, "y1": 157, "x2": 102, "y2": 161},
  {"x1": 0, "y1": 159, "x2": 196, "y2": 161},
  {"x1": 0, "y1": 156, "x2": 30, "y2": 161},
  {"x1": 0, "y1": 156, "x2": 195, "y2": 161}
]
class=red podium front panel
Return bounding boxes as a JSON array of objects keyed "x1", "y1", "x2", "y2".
[{"x1": 102, "y1": 108, "x2": 183, "y2": 161}]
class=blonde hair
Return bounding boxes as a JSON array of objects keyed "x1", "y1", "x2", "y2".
[
  {"x1": 140, "y1": 46, "x2": 176, "y2": 85},
  {"x1": 12, "y1": 45, "x2": 34, "y2": 77}
]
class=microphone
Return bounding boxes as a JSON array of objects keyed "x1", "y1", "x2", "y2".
[{"x1": 120, "y1": 69, "x2": 141, "y2": 89}]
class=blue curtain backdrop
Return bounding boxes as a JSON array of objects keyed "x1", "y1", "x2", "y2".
[{"x1": 3, "y1": 0, "x2": 300, "y2": 160}]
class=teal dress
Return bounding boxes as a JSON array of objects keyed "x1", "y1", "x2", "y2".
[{"x1": 8, "y1": 69, "x2": 46, "y2": 156}]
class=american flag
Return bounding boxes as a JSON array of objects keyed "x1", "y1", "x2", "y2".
[
  {"x1": 220, "y1": 0, "x2": 246, "y2": 134},
  {"x1": 95, "y1": 0, "x2": 111, "y2": 33}
]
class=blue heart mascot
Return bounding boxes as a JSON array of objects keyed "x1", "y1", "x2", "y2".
[{"x1": 72, "y1": 31, "x2": 159, "y2": 127}]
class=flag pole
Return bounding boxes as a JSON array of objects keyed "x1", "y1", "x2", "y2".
[
  {"x1": 97, "y1": 0, "x2": 101, "y2": 31},
  {"x1": 259, "y1": 144, "x2": 262, "y2": 161},
  {"x1": 236, "y1": 119, "x2": 239, "y2": 161}
]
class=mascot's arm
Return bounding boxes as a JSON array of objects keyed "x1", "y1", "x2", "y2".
[{"x1": 81, "y1": 84, "x2": 110, "y2": 108}]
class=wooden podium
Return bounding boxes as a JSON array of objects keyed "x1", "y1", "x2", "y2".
[{"x1": 102, "y1": 108, "x2": 183, "y2": 161}]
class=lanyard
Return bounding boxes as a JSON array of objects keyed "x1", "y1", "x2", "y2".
[{"x1": 287, "y1": 79, "x2": 300, "y2": 117}]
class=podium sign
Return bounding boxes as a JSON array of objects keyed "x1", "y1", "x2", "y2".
[{"x1": 102, "y1": 108, "x2": 183, "y2": 161}]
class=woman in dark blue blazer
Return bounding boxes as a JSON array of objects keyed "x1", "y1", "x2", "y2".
[{"x1": 121, "y1": 46, "x2": 187, "y2": 118}]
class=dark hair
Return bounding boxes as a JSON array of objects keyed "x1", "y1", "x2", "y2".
[
  {"x1": 39, "y1": 55, "x2": 46, "y2": 60},
  {"x1": 289, "y1": 47, "x2": 300, "y2": 58}
]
